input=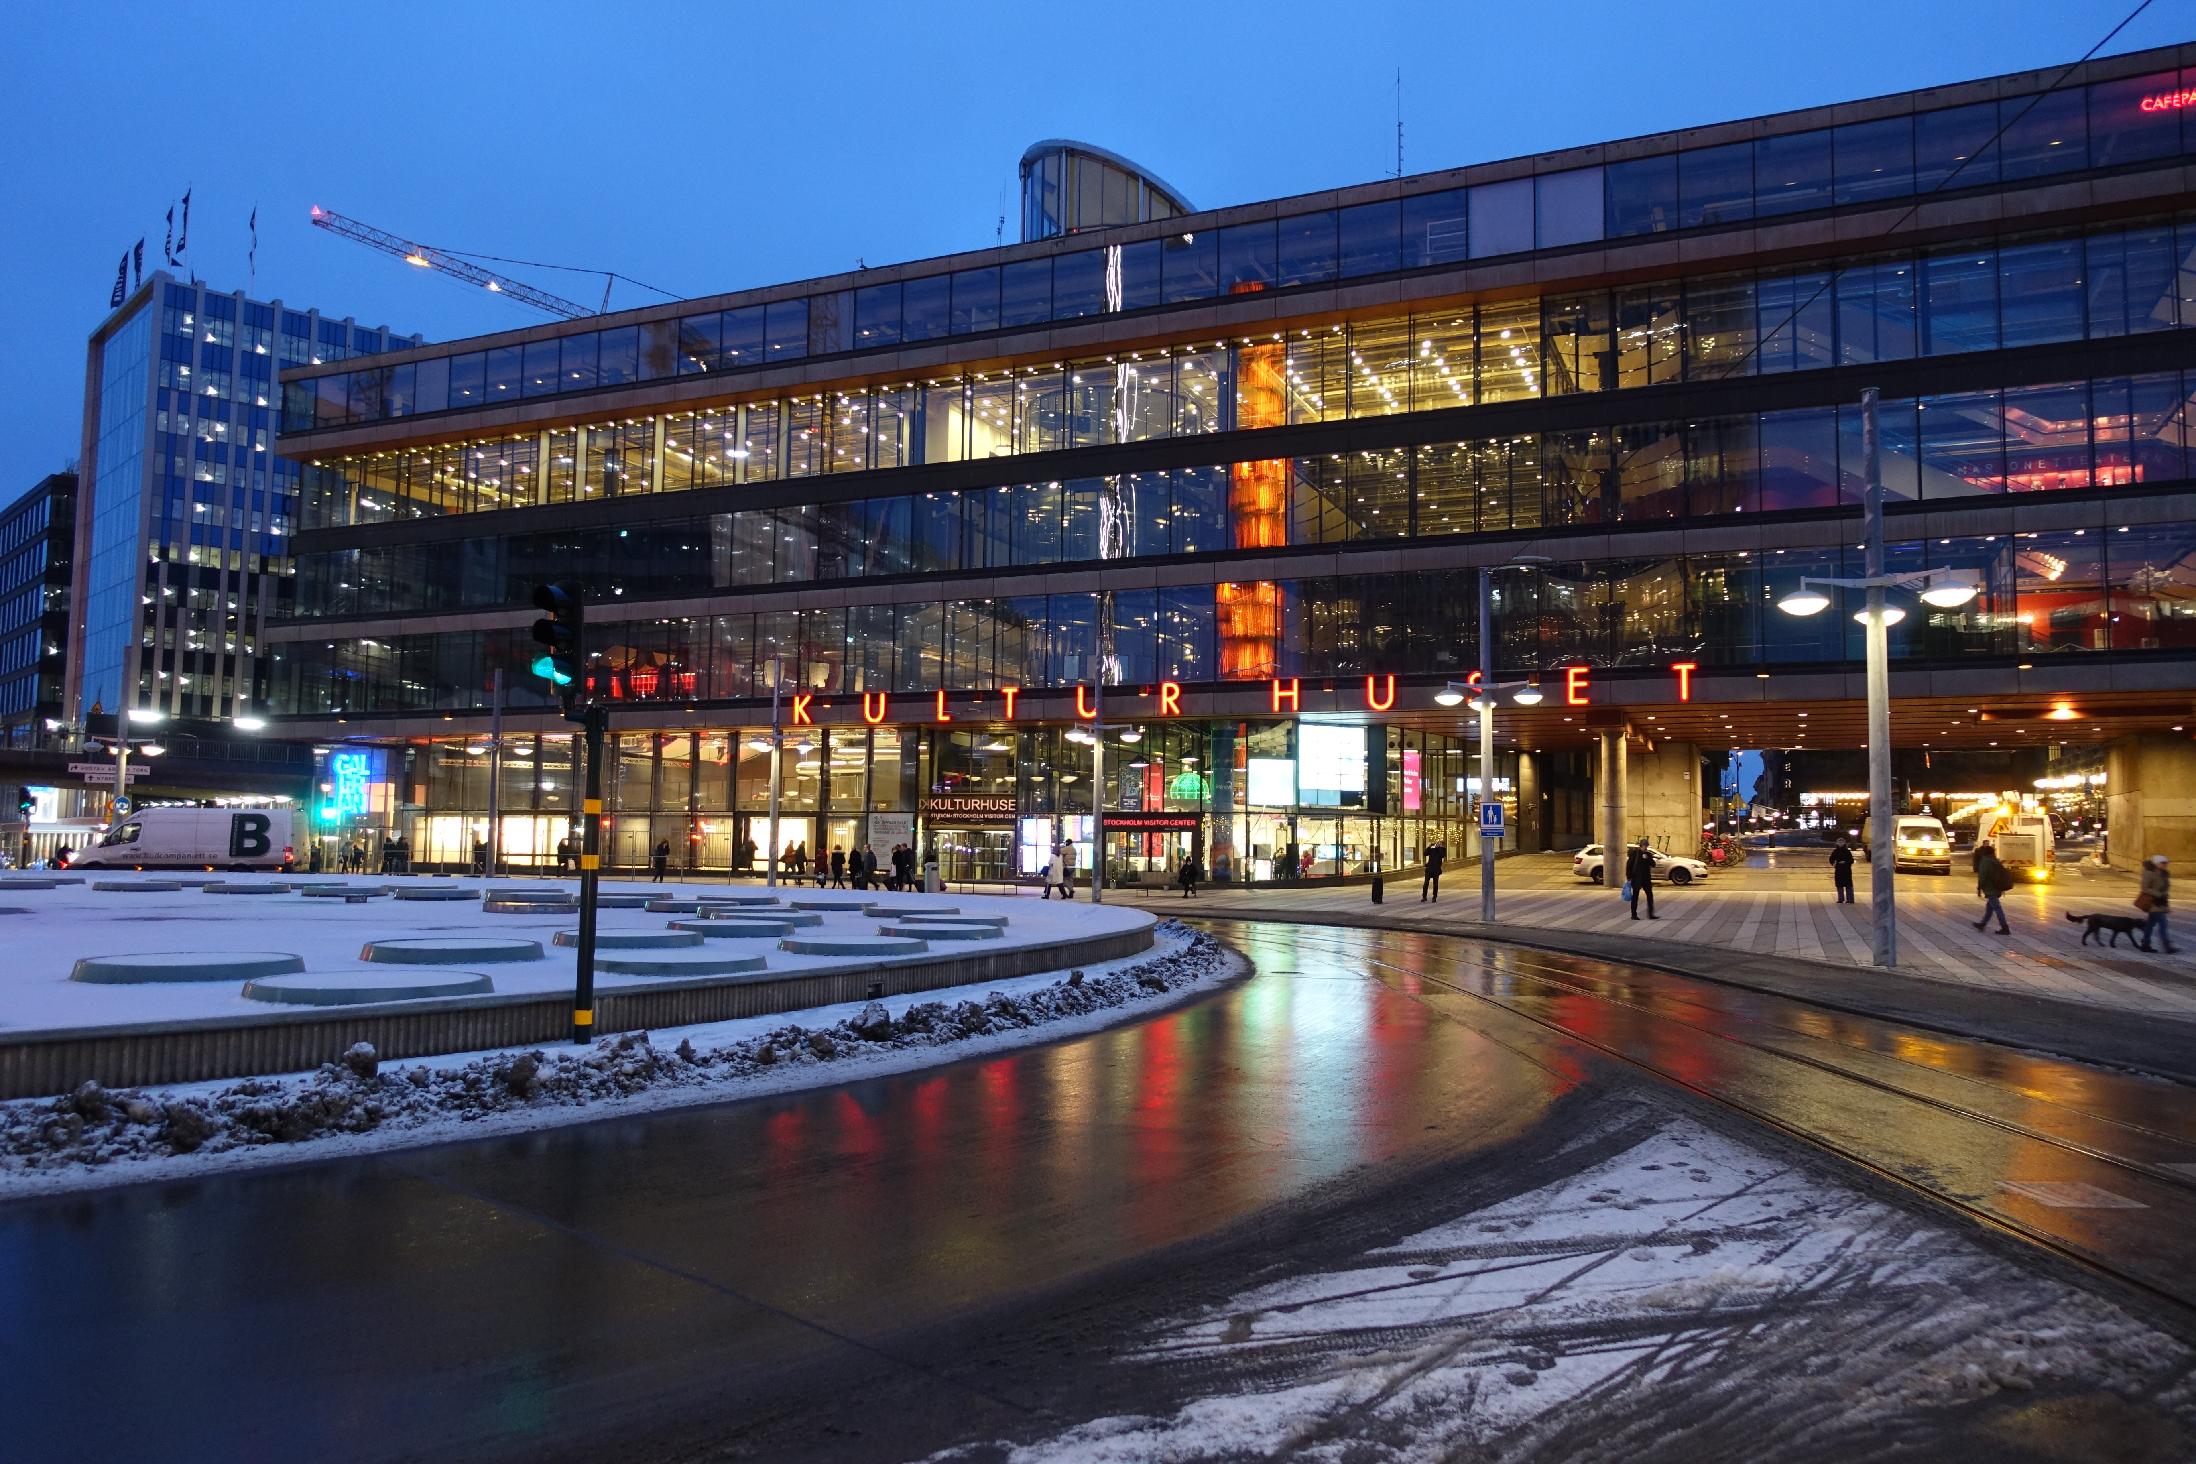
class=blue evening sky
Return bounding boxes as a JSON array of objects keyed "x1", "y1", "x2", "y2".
[{"x1": 1, "y1": 1, "x2": 2184, "y2": 497}]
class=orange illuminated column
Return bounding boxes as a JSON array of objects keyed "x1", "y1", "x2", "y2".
[{"x1": 1220, "y1": 341, "x2": 1289, "y2": 680}]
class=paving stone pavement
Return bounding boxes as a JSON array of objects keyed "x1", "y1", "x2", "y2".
[{"x1": 1119, "y1": 873, "x2": 2196, "y2": 1021}]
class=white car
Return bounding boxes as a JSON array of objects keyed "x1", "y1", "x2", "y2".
[{"x1": 1572, "y1": 844, "x2": 1709, "y2": 886}]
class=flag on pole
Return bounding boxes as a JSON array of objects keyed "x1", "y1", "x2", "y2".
[
  {"x1": 132, "y1": 239, "x2": 144, "y2": 287},
  {"x1": 247, "y1": 205, "x2": 257, "y2": 284},
  {"x1": 109, "y1": 253, "x2": 128, "y2": 308},
  {"x1": 176, "y1": 187, "x2": 192, "y2": 261},
  {"x1": 163, "y1": 205, "x2": 175, "y2": 266}
]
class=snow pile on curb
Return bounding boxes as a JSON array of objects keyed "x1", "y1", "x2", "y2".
[{"x1": 1, "y1": 922, "x2": 1229, "y2": 1189}]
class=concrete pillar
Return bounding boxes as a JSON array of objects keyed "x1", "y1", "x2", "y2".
[
  {"x1": 1627, "y1": 741, "x2": 1703, "y2": 854},
  {"x1": 2107, "y1": 734, "x2": 2196, "y2": 867},
  {"x1": 1597, "y1": 730, "x2": 1625, "y2": 896}
]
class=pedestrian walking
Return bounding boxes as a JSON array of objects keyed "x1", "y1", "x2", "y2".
[
  {"x1": 1829, "y1": 837, "x2": 1856, "y2": 904},
  {"x1": 650, "y1": 839, "x2": 670, "y2": 882},
  {"x1": 1420, "y1": 840, "x2": 1447, "y2": 903},
  {"x1": 1056, "y1": 843, "x2": 1076, "y2": 898},
  {"x1": 1177, "y1": 853, "x2": 1200, "y2": 898},
  {"x1": 472, "y1": 836, "x2": 489, "y2": 876},
  {"x1": 829, "y1": 845, "x2": 847, "y2": 888},
  {"x1": 2140, "y1": 854, "x2": 2176, "y2": 954},
  {"x1": 1973, "y1": 840, "x2": 2012, "y2": 935},
  {"x1": 862, "y1": 844, "x2": 880, "y2": 889},
  {"x1": 1625, "y1": 837, "x2": 1659, "y2": 920},
  {"x1": 555, "y1": 835, "x2": 574, "y2": 874}
]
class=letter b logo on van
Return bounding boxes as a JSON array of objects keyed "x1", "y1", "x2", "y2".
[{"x1": 230, "y1": 813, "x2": 273, "y2": 859}]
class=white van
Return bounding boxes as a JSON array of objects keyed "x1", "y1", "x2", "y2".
[
  {"x1": 70, "y1": 807, "x2": 297, "y2": 872},
  {"x1": 1890, "y1": 815, "x2": 1951, "y2": 874}
]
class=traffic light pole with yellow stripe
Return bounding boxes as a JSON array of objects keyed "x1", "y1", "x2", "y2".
[
  {"x1": 572, "y1": 702, "x2": 605, "y2": 1043},
  {"x1": 532, "y1": 582, "x2": 603, "y2": 1044}
]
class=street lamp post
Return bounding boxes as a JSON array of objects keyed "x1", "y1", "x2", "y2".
[
  {"x1": 1776, "y1": 388, "x2": 1978, "y2": 970},
  {"x1": 765, "y1": 658, "x2": 784, "y2": 890},
  {"x1": 1442, "y1": 557, "x2": 1548, "y2": 925}
]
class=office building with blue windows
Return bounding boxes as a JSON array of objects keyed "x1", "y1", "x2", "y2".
[
  {"x1": 67, "y1": 272, "x2": 417, "y2": 726},
  {"x1": 270, "y1": 44, "x2": 2196, "y2": 882}
]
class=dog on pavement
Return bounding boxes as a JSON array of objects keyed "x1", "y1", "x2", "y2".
[{"x1": 2066, "y1": 911, "x2": 2155, "y2": 950}]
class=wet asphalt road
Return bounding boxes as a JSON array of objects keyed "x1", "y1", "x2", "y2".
[{"x1": 3, "y1": 922, "x2": 2194, "y2": 1463}]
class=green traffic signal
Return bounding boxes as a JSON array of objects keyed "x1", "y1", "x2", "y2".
[{"x1": 531, "y1": 654, "x2": 573, "y2": 687}]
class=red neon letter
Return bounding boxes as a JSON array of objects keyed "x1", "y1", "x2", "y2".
[
  {"x1": 861, "y1": 692, "x2": 887, "y2": 726},
  {"x1": 1271, "y1": 677, "x2": 1300, "y2": 713},
  {"x1": 934, "y1": 689, "x2": 953, "y2": 723},
  {"x1": 1075, "y1": 684, "x2": 1098, "y2": 720},
  {"x1": 1364, "y1": 674, "x2": 1396, "y2": 712},
  {"x1": 1000, "y1": 685, "x2": 1019, "y2": 720},
  {"x1": 790, "y1": 694, "x2": 815, "y2": 725},
  {"x1": 1670, "y1": 661, "x2": 1696, "y2": 702},
  {"x1": 1158, "y1": 680, "x2": 1182, "y2": 716},
  {"x1": 1564, "y1": 667, "x2": 1591, "y2": 707}
]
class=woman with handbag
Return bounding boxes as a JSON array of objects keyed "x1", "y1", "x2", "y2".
[{"x1": 2139, "y1": 855, "x2": 2176, "y2": 954}]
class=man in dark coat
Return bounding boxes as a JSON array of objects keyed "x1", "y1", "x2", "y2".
[
  {"x1": 1625, "y1": 838, "x2": 1658, "y2": 920},
  {"x1": 1421, "y1": 841, "x2": 1447, "y2": 903},
  {"x1": 1830, "y1": 838, "x2": 1856, "y2": 904}
]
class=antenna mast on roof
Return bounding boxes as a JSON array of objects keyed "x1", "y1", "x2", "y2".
[{"x1": 1395, "y1": 69, "x2": 1404, "y2": 178}]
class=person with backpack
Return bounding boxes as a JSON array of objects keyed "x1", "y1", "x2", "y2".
[
  {"x1": 1973, "y1": 840, "x2": 2012, "y2": 935},
  {"x1": 1420, "y1": 840, "x2": 1446, "y2": 903}
]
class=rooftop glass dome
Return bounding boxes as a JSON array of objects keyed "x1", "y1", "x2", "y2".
[{"x1": 1019, "y1": 140, "x2": 1194, "y2": 242}]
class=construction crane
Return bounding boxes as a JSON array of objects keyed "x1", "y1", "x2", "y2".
[{"x1": 308, "y1": 205, "x2": 592, "y2": 320}]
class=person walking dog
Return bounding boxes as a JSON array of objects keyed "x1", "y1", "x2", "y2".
[
  {"x1": 1829, "y1": 837, "x2": 1856, "y2": 904},
  {"x1": 1625, "y1": 837, "x2": 1659, "y2": 920},
  {"x1": 2140, "y1": 854, "x2": 2176, "y2": 954},
  {"x1": 1973, "y1": 840, "x2": 2013, "y2": 935}
]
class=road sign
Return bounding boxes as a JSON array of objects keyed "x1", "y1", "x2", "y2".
[
  {"x1": 70, "y1": 763, "x2": 149, "y2": 784},
  {"x1": 1478, "y1": 800, "x2": 1506, "y2": 837},
  {"x1": 111, "y1": 795, "x2": 133, "y2": 816}
]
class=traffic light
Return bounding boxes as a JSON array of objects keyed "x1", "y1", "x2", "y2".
[
  {"x1": 16, "y1": 790, "x2": 32, "y2": 819},
  {"x1": 530, "y1": 582, "x2": 585, "y2": 707}
]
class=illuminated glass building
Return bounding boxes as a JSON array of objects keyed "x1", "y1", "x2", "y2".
[
  {"x1": 271, "y1": 45, "x2": 2196, "y2": 879},
  {"x1": 68, "y1": 272, "x2": 417, "y2": 725}
]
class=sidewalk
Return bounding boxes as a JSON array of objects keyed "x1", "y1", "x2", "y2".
[{"x1": 1117, "y1": 875, "x2": 2196, "y2": 1075}]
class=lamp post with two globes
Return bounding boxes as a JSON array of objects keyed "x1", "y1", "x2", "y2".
[{"x1": 1774, "y1": 388, "x2": 1979, "y2": 969}]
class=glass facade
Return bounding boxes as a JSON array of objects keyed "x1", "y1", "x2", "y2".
[
  {"x1": 269, "y1": 514, "x2": 2196, "y2": 718},
  {"x1": 285, "y1": 65, "x2": 2196, "y2": 436},
  {"x1": 78, "y1": 303, "x2": 152, "y2": 717},
  {"x1": 343, "y1": 719, "x2": 1541, "y2": 887},
  {"x1": 294, "y1": 216, "x2": 2195, "y2": 532},
  {"x1": 74, "y1": 276, "x2": 416, "y2": 721},
  {"x1": 268, "y1": 48, "x2": 2196, "y2": 879}
]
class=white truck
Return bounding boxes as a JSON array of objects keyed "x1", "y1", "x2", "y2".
[
  {"x1": 1979, "y1": 808, "x2": 2056, "y2": 884},
  {"x1": 69, "y1": 807, "x2": 297, "y2": 872}
]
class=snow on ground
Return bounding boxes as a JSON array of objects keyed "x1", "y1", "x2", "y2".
[
  {"x1": 0, "y1": 874, "x2": 1148, "y2": 1036},
  {"x1": 938, "y1": 1111, "x2": 2196, "y2": 1462},
  {"x1": 0, "y1": 923, "x2": 1242, "y2": 1199}
]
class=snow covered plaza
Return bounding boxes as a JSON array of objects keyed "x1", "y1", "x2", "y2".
[{"x1": 0, "y1": 873, "x2": 1158, "y2": 1092}]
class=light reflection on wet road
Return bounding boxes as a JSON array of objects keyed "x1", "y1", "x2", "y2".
[{"x1": 1, "y1": 921, "x2": 2191, "y2": 1464}]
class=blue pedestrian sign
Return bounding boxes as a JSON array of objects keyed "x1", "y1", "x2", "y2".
[
  {"x1": 111, "y1": 794, "x2": 133, "y2": 817},
  {"x1": 1479, "y1": 800, "x2": 1505, "y2": 837}
]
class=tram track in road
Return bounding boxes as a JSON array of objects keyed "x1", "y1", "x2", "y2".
[{"x1": 1207, "y1": 918, "x2": 2196, "y2": 1321}]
